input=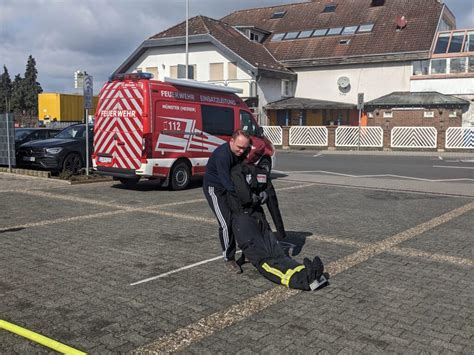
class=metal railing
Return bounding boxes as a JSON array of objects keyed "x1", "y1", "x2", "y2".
[
  {"x1": 289, "y1": 126, "x2": 328, "y2": 146},
  {"x1": 391, "y1": 127, "x2": 437, "y2": 149},
  {"x1": 445, "y1": 127, "x2": 474, "y2": 149},
  {"x1": 335, "y1": 126, "x2": 383, "y2": 147}
]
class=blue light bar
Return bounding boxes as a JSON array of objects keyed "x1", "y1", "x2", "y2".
[{"x1": 109, "y1": 72, "x2": 153, "y2": 82}]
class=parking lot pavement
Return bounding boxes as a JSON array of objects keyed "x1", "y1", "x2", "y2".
[{"x1": 0, "y1": 174, "x2": 472, "y2": 354}]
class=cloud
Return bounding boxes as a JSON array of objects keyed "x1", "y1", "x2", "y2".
[{"x1": 1, "y1": 0, "x2": 472, "y2": 94}]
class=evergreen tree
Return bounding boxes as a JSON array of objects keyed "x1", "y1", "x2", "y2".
[
  {"x1": 11, "y1": 74, "x2": 24, "y2": 113},
  {"x1": 0, "y1": 65, "x2": 13, "y2": 113},
  {"x1": 22, "y1": 55, "x2": 43, "y2": 116}
]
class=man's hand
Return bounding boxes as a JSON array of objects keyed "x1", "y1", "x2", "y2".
[
  {"x1": 251, "y1": 193, "x2": 260, "y2": 205},
  {"x1": 259, "y1": 191, "x2": 268, "y2": 204}
]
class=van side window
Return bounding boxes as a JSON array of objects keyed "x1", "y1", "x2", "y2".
[
  {"x1": 240, "y1": 110, "x2": 257, "y2": 136},
  {"x1": 201, "y1": 105, "x2": 234, "y2": 135}
]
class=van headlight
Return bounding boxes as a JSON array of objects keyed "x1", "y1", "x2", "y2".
[{"x1": 45, "y1": 147, "x2": 63, "y2": 154}]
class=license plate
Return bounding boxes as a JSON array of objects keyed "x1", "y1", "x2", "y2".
[
  {"x1": 23, "y1": 156, "x2": 35, "y2": 162},
  {"x1": 98, "y1": 156, "x2": 112, "y2": 163}
]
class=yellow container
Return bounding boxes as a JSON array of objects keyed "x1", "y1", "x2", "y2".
[{"x1": 38, "y1": 93, "x2": 98, "y2": 122}]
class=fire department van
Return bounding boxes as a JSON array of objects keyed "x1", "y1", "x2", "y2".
[{"x1": 93, "y1": 73, "x2": 274, "y2": 190}]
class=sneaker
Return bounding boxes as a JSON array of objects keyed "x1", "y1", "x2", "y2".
[{"x1": 225, "y1": 260, "x2": 243, "y2": 274}]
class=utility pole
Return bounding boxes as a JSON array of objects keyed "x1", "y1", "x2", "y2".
[{"x1": 185, "y1": 0, "x2": 189, "y2": 79}]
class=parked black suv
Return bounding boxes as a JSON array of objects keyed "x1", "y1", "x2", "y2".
[
  {"x1": 15, "y1": 128, "x2": 60, "y2": 150},
  {"x1": 16, "y1": 124, "x2": 93, "y2": 174}
]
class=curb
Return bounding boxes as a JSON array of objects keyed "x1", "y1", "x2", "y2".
[{"x1": 0, "y1": 168, "x2": 113, "y2": 185}]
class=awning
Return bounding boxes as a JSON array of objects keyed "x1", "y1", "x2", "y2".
[{"x1": 265, "y1": 97, "x2": 356, "y2": 110}]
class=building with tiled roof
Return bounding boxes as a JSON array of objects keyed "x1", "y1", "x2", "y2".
[{"x1": 114, "y1": 0, "x2": 473, "y2": 127}]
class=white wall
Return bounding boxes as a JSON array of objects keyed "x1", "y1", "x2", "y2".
[
  {"x1": 130, "y1": 43, "x2": 252, "y2": 82},
  {"x1": 410, "y1": 78, "x2": 474, "y2": 95},
  {"x1": 294, "y1": 62, "x2": 412, "y2": 104},
  {"x1": 257, "y1": 76, "x2": 287, "y2": 125}
]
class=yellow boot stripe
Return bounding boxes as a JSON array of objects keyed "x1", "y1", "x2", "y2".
[
  {"x1": 262, "y1": 263, "x2": 306, "y2": 287},
  {"x1": 262, "y1": 262, "x2": 285, "y2": 280},
  {"x1": 0, "y1": 319, "x2": 86, "y2": 355},
  {"x1": 281, "y1": 265, "x2": 306, "y2": 287}
]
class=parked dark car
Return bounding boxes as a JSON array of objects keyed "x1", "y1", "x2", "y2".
[
  {"x1": 16, "y1": 124, "x2": 93, "y2": 174},
  {"x1": 15, "y1": 128, "x2": 61, "y2": 149}
]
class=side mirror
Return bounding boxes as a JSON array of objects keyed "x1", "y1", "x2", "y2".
[{"x1": 257, "y1": 126, "x2": 264, "y2": 137}]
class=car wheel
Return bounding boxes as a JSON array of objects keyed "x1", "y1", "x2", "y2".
[
  {"x1": 258, "y1": 156, "x2": 272, "y2": 173},
  {"x1": 62, "y1": 153, "x2": 83, "y2": 175},
  {"x1": 170, "y1": 161, "x2": 191, "y2": 190},
  {"x1": 119, "y1": 177, "x2": 140, "y2": 188}
]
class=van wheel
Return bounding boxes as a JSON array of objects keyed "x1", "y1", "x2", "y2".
[
  {"x1": 170, "y1": 161, "x2": 191, "y2": 190},
  {"x1": 119, "y1": 177, "x2": 140, "y2": 188},
  {"x1": 258, "y1": 156, "x2": 272, "y2": 173},
  {"x1": 62, "y1": 153, "x2": 83, "y2": 175}
]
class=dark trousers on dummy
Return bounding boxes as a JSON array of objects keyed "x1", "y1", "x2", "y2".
[
  {"x1": 203, "y1": 184, "x2": 236, "y2": 261},
  {"x1": 232, "y1": 213, "x2": 311, "y2": 290}
]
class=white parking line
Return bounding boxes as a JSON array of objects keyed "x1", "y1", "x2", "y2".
[{"x1": 277, "y1": 170, "x2": 474, "y2": 182}]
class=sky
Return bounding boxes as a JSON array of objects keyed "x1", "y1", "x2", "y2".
[{"x1": 1, "y1": 0, "x2": 472, "y2": 94}]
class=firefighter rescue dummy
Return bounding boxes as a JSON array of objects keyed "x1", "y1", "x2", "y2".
[{"x1": 228, "y1": 163, "x2": 328, "y2": 291}]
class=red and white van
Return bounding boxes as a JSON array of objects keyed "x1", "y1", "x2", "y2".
[{"x1": 93, "y1": 73, "x2": 274, "y2": 189}]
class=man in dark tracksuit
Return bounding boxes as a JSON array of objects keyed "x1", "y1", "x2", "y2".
[
  {"x1": 203, "y1": 130, "x2": 250, "y2": 273},
  {"x1": 228, "y1": 163, "x2": 328, "y2": 291}
]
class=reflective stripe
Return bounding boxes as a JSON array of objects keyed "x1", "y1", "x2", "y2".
[{"x1": 261, "y1": 263, "x2": 305, "y2": 287}]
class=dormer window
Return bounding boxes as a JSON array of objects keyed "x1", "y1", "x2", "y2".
[
  {"x1": 271, "y1": 11, "x2": 286, "y2": 19},
  {"x1": 371, "y1": 0, "x2": 385, "y2": 6},
  {"x1": 322, "y1": 4, "x2": 337, "y2": 13},
  {"x1": 250, "y1": 32, "x2": 260, "y2": 42}
]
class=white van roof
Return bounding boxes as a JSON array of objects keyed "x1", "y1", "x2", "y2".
[{"x1": 163, "y1": 77, "x2": 243, "y2": 94}]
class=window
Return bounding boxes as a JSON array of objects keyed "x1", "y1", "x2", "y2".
[
  {"x1": 469, "y1": 57, "x2": 474, "y2": 73},
  {"x1": 228, "y1": 62, "x2": 237, "y2": 80},
  {"x1": 450, "y1": 57, "x2": 467, "y2": 74},
  {"x1": 312, "y1": 29, "x2": 328, "y2": 37},
  {"x1": 201, "y1": 105, "x2": 234, "y2": 136},
  {"x1": 431, "y1": 59, "x2": 447, "y2": 74},
  {"x1": 240, "y1": 111, "x2": 258, "y2": 136},
  {"x1": 449, "y1": 111, "x2": 457, "y2": 118},
  {"x1": 342, "y1": 26, "x2": 358, "y2": 35},
  {"x1": 358, "y1": 23, "x2": 374, "y2": 33},
  {"x1": 434, "y1": 33, "x2": 450, "y2": 54},
  {"x1": 271, "y1": 11, "x2": 286, "y2": 19},
  {"x1": 327, "y1": 27, "x2": 343, "y2": 36},
  {"x1": 250, "y1": 32, "x2": 260, "y2": 42},
  {"x1": 298, "y1": 30, "x2": 313, "y2": 38},
  {"x1": 284, "y1": 32, "x2": 299, "y2": 40},
  {"x1": 412, "y1": 60, "x2": 430, "y2": 75},
  {"x1": 322, "y1": 4, "x2": 337, "y2": 13},
  {"x1": 465, "y1": 31, "x2": 474, "y2": 52},
  {"x1": 170, "y1": 65, "x2": 178, "y2": 78},
  {"x1": 424, "y1": 111, "x2": 434, "y2": 118},
  {"x1": 209, "y1": 63, "x2": 224, "y2": 81},
  {"x1": 171, "y1": 65, "x2": 196, "y2": 79},
  {"x1": 371, "y1": 0, "x2": 385, "y2": 6},
  {"x1": 383, "y1": 111, "x2": 393, "y2": 118},
  {"x1": 339, "y1": 39, "x2": 350, "y2": 45},
  {"x1": 145, "y1": 67, "x2": 158, "y2": 79},
  {"x1": 271, "y1": 33, "x2": 285, "y2": 41},
  {"x1": 282, "y1": 80, "x2": 291, "y2": 97},
  {"x1": 448, "y1": 33, "x2": 465, "y2": 53}
]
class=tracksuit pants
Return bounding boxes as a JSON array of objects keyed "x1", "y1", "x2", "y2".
[
  {"x1": 203, "y1": 184, "x2": 236, "y2": 261},
  {"x1": 232, "y1": 213, "x2": 312, "y2": 290}
]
